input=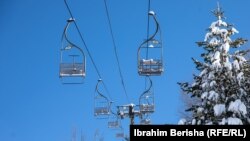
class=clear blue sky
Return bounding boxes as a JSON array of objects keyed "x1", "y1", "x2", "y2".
[{"x1": 0, "y1": 0, "x2": 250, "y2": 141}]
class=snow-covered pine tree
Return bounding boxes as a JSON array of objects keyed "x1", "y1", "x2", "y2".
[
  {"x1": 178, "y1": 3, "x2": 250, "y2": 125},
  {"x1": 245, "y1": 55, "x2": 250, "y2": 120}
]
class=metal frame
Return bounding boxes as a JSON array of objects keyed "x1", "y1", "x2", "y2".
[
  {"x1": 139, "y1": 76, "x2": 155, "y2": 113},
  {"x1": 137, "y1": 11, "x2": 163, "y2": 76},
  {"x1": 108, "y1": 112, "x2": 121, "y2": 129},
  {"x1": 115, "y1": 126, "x2": 125, "y2": 139},
  {"x1": 94, "y1": 79, "x2": 110, "y2": 118},
  {"x1": 60, "y1": 18, "x2": 86, "y2": 84}
]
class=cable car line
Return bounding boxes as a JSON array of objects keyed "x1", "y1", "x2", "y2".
[
  {"x1": 145, "y1": 0, "x2": 151, "y2": 89},
  {"x1": 103, "y1": 0, "x2": 130, "y2": 103},
  {"x1": 146, "y1": 0, "x2": 151, "y2": 60}
]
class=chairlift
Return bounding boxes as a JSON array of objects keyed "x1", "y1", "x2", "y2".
[
  {"x1": 117, "y1": 103, "x2": 140, "y2": 119},
  {"x1": 108, "y1": 119, "x2": 120, "y2": 129},
  {"x1": 117, "y1": 105, "x2": 129, "y2": 119},
  {"x1": 94, "y1": 79, "x2": 110, "y2": 118},
  {"x1": 108, "y1": 112, "x2": 121, "y2": 129},
  {"x1": 115, "y1": 126, "x2": 125, "y2": 139},
  {"x1": 108, "y1": 103, "x2": 121, "y2": 129},
  {"x1": 139, "y1": 76, "x2": 155, "y2": 113},
  {"x1": 137, "y1": 10, "x2": 163, "y2": 76},
  {"x1": 60, "y1": 18, "x2": 86, "y2": 84}
]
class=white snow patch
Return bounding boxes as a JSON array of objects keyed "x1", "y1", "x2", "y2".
[
  {"x1": 209, "y1": 38, "x2": 219, "y2": 46},
  {"x1": 148, "y1": 11, "x2": 155, "y2": 15},
  {"x1": 220, "y1": 29, "x2": 228, "y2": 36},
  {"x1": 178, "y1": 118, "x2": 186, "y2": 125},
  {"x1": 199, "y1": 69, "x2": 207, "y2": 77},
  {"x1": 236, "y1": 55, "x2": 246, "y2": 62},
  {"x1": 239, "y1": 88, "x2": 247, "y2": 96},
  {"x1": 214, "y1": 51, "x2": 220, "y2": 60},
  {"x1": 212, "y1": 60, "x2": 221, "y2": 70},
  {"x1": 148, "y1": 44, "x2": 154, "y2": 48},
  {"x1": 222, "y1": 42, "x2": 230, "y2": 53},
  {"x1": 201, "y1": 92, "x2": 208, "y2": 99},
  {"x1": 211, "y1": 26, "x2": 220, "y2": 34},
  {"x1": 197, "y1": 120, "x2": 201, "y2": 125},
  {"x1": 192, "y1": 119, "x2": 196, "y2": 125},
  {"x1": 233, "y1": 60, "x2": 240, "y2": 71},
  {"x1": 201, "y1": 82, "x2": 209, "y2": 90},
  {"x1": 214, "y1": 104, "x2": 225, "y2": 116},
  {"x1": 237, "y1": 72, "x2": 244, "y2": 81},
  {"x1": 142, "y1": 59, "x2": 156, "y2": 65},
  {"x1": 231, "y1": 27, "x2": 239, "y2": 34},
  {"x1": 237, "y1": 56, "x2": 246, "y2": 68},
  {"x1": 208, "y1": 72, "x2": 215, "y2": 79},
  {"x1": 197, "y1": 107, "x2": 204, "y2": 114},
  {"x1": 224, "y1": 57, "x2": 229, "y2": 63},
  {"x1": 217, "y1": 20, "x2": 222, "y2": 26},
  {"x1": 219, "y1": 118, "x2": 227, "y2": 125},
  {"x1": 205, "y1": 122, "x2": 213, "y2": 125},
  {"x1": 191, "y1": 82, "x2": 197, "y2": 87},
  {"x1": 210, "y1": 21, "x2": 217, "y2": 28},
  {"x1": 228, "y1": 36, "x2": 232, "y2": 41},
  {"x1": 224, "y1": 62, "x2": 232, "y2": 71},
  {"x1": 228, "y1": 117, "x2": 243, "y2": 125},
  {"x1": 212, "y1": 51, "x2": 221, "y2": 69},
  {"x1": 65, "y1": 45, "x2": 72, "y2": 50},
  {"x1": 204, "y1": 33, "x2": 212, "y2": 41},
  {"x1": 221, "y1": 21, "x2": 227, "y2": 27},
  {"x1": 208, "y1": 91, "x2": 219, "y2": 101},
  {"x1": 210, "y1": 81, "x2": 216, "y2": 87},
  {"x1": 228, "y1": 99, "x2": 247, "y2": 115}
]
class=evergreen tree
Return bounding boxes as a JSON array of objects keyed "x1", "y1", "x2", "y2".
[{"x1": 178, "y1": 4, "x2": 250, "y2": 125}]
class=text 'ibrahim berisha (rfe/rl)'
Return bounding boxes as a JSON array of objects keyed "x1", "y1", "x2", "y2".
[{"x1": 130, "y1": 125, "x2": 249, "y2": 141}]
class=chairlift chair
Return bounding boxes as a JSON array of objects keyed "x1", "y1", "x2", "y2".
[
  {"x1": 137, "y1": 10, "x2": 163, "y2": 76},
  {"x1": 108, "y1": 104, "x2": 121, "y2": 128},
  {"x1": 108, "y1": 120, "x2": 120, "y2": 129},
  {"x1": 140, "y1": 93, "x2": 155, "y2": 113},
  {"x1": 108, "y1": 115, "x2": 121, "y2": 129},
  {"x1": 115, "y1": 126, "x2": 125, "y2": 139},
  {"x1": 60, "y1": 18, "x2": 86, "y2": 84},
  {"x1": 94, "y1": 79, "x2": 110, "y2": 118},
  {"x1": 139, "y1": 77, "x2": 155, "y2": 113},
  {"x1": 117, "y1": 105, "x2": 129, "y2": 118}
]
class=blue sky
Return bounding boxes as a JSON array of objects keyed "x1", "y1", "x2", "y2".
[{"x1": 0, "y1": 0, "x2": 250, "y2": 141}]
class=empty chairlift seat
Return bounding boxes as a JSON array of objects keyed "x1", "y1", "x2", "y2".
[
  {"x1": 60, "y1": 18, "x2": 86, "y2": 84},
  {"x1": 139, "y1": 76, "x2": 155, "y2": 113},
  {"x1": 108, "y1": 114, "x2": 121, "y2": 129},
  {"x1": 60, "y1": 55, "x2": 85, "y2": 77},
  {"x1": 94, "y1": 79, "x2": 110, "y2": 118},
  {"x1": 116, "y1": 127, "x2": 125, "y2": 138},
  {"x1": 94, "y1": 99, "x2": 110, "y2": 117},
  {"x1": 139, "y1": 93, "x2": 155, "y2": 113},
  {"x1": 108, "y1": 120, "x2": 120, "y2": 128}
]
